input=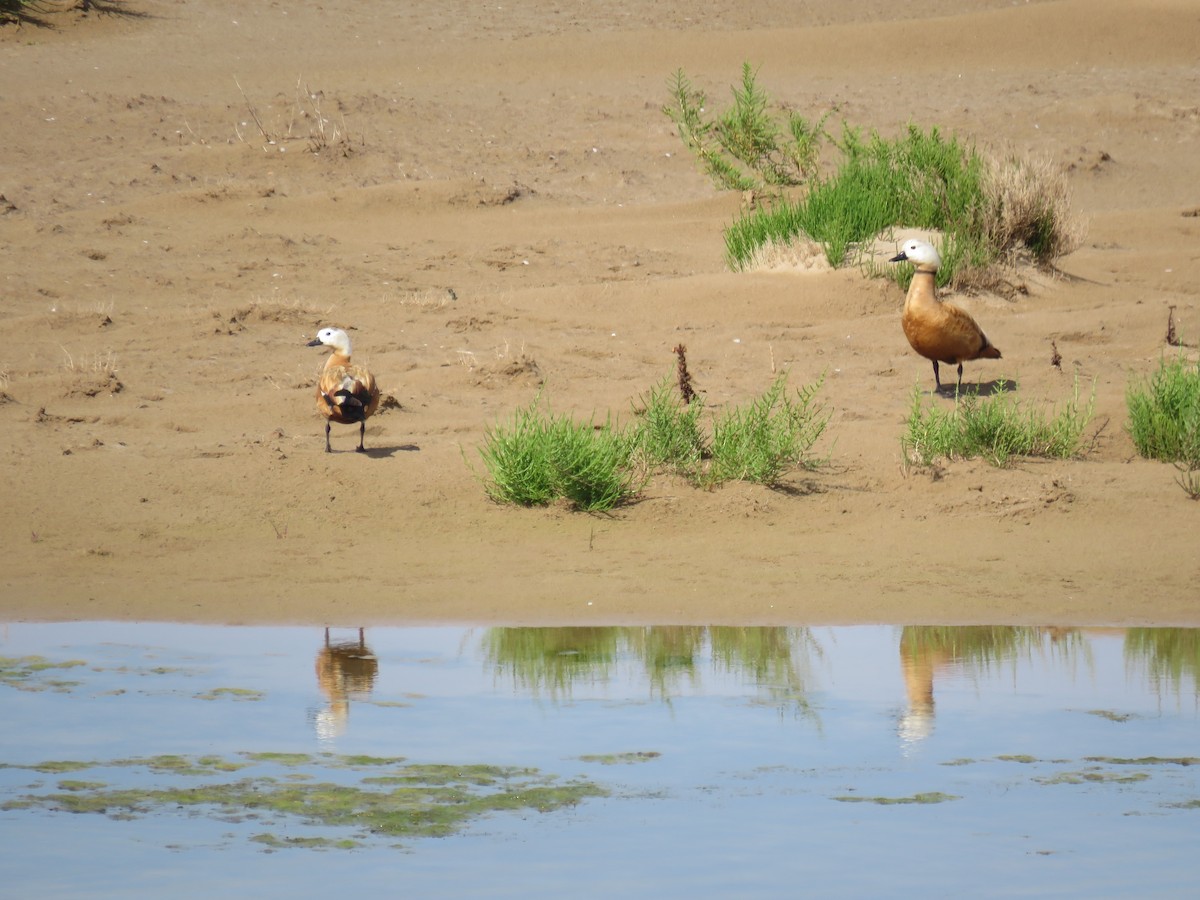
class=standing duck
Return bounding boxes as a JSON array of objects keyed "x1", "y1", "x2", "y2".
[
  {"x1": 307, "y1": 327, "x2": 381, "y2": 453},
  {"x1": 890, "y1": 239, "x2": 1002, "y2": 393}
]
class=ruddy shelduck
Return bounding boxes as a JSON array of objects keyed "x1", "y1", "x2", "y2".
[
  {"x1": 306, "y1": 326, "x2": 381, "y2": 453},
  {"x1": 890, "y1": 239, "x2": 1001, "y2": 392}
]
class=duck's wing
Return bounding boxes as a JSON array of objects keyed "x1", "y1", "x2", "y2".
[
  {"x1": 318, "y1": 365, "x2": 380, "y2": 422},
  {"x1": 938, "y1": 303, "x2": 1000, "y2": 362}
]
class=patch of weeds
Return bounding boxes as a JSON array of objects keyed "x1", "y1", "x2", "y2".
[
  {"x1": 833, "y1": 792, "x2": 959, "y2": 805},
  {"x1": 630, "y1": 375, "x2": 706, "y2": 478},
  {"x1": 234, "y1": 77, "x2": 362, "y2": 157},
  {"x1": 704, "y1": 372, "x2": 828, "y2": 487},
  {"x1": 662, "y1": 63, "x2": 832, "y2": 192},
  {"x1": 475, "y1": 395, "x2": 642, "y2": 511},
  {"x1": 1084, "y1": 756, "x2": 1200, "y2": 767},
  {"x1": 901, "y1": 378, "x2": 1095, "y2": 468},
  {"x1": 477, "y1": 369, "x2": 830, "y2": 510},
  {"x1": 578, "y1": 751, "x2": 662, "y2": 765},
  {"x1": 997, "y1": 755, "x2": 1039, "y2": 764},
  {"x1": 1126, "y1": 352, "x2": 1200, "y2": 498},
  {"x1": 665, "y1": 65, "x2": 1082, "y2": 282},
  {"x1": 194, "y1": 687, "x2": 266, "y2": 702}
]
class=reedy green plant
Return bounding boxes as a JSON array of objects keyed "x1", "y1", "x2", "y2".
[
  {"x1": 663, "y1": 64, "x2": 831, "y2": 192},
  {"x1": 705, "y1": 373, "x2": 829, "y2": 486},
  {"x1": 630, "y1": 376, "x2": 706, "y2": 477},
  {"x1": 476, "y1": 398, "x2": 560, "y2": 507},
  {"x1": 901, "y1": 379, "x2": 1095, "y2": 468},
  {"x1": 545, "y1": 416, "x2": 643, "y2": 512},
  {"x1": 1126, "y1": 352, "x2": 1200, "y2": 498}
]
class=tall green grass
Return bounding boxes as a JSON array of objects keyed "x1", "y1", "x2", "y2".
[
  {"x1": 1126, "y1": 353, "x2": 1200, "y2": 498},
  {"x1": 901, "y1": 380, "x2": 1095, "y2": 468}
]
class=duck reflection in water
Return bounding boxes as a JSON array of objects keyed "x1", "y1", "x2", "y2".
[
  {"x1": 313, "y1": 627, "x2": 379, "y2": 740},
  {"x1": 897, "y1": 626, "x2": 1092, "y2": 753}
]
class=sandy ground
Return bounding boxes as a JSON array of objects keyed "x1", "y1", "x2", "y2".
[{"x1": 1, "y1": 0, "x2": 1198, "y2": 627}]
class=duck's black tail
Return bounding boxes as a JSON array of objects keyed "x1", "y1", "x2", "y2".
[{"x1": 324, "y1": 389, "x2": 368, "y2": 422}]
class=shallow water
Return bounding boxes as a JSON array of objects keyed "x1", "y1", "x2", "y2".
[{"x1": 1, "y1": 622, "x2": 1197, "y2": 898}]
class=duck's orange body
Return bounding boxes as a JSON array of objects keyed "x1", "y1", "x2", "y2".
[
  {"x1": 891, "y1": 240, "x2": 1001, "y2": 392},
  {"x1": 307, "y1": 327, "x2": 381, "y2": 453}
]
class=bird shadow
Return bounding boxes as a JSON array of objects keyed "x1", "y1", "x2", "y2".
[
  {"x1": 362, "y1": 443, "x2": 420, "y2": 458},
  {"x1": 934, "y1": 378, "x2": 1017, "y2": 399}
]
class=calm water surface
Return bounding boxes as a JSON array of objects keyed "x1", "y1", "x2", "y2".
[{"x1": 1, "y1": 622, "x2": 1197, "y2": 898}]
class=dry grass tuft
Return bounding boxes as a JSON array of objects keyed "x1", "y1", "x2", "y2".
[{"x1": 983, "y1": 151, "x2": 1085, "y2": 265}]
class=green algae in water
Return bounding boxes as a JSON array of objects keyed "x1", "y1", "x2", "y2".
[
  {"x1": 194, "y1": 687, "x2": 266, "y2": 702},
  {"x1": 832, "y1": 792, "x2": 959, "y2": 805},
  {"x1": 1036, "y1": 768, "x2": 1152, "y2": 785},
  {"x1": 252, "y1": 833, "x2": 362, "y2": 851},
  {"x1": 243, "y1": 752, "x2": 314, "y2": 767},
  {"x1": 57, "y1": 780, "x2": 108, "y2": 791},
  {"x1": 0, "y1": 655, "x2": 87, "y2": 692},
  {"x1": 0, "y1": 760, "x2": 95, "y2": 774},
  {"x1": 1087, "y1": 709, "x2": 1138, "y2": 723},
  {"x1": 1, "y1": 753, "x2": 607, "y2": 848},
  {"x1": 578, "y1": 751, "x2": 662, "y2": 765}
]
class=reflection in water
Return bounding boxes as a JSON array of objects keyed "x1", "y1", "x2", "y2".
[
  {"x1": 1125, "y1": 627, "x2": 1200, "y2": 699},
  {"x1": 898, "y1": 626, "x2": 1092, "y2": 750},
  {"x1": 2, "y1": 621, "x2": 1199, "y2": 897},
  {"x1": 481, "y1": 626, "x2": 820, "y2": 717},
  {"x1": 313, "y1": 628, "x2": 379, "y2": 740}
]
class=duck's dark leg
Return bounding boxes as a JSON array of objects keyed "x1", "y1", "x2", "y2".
[
  {"x1": 956, "y1": 362, "x2": 964, "y2": 391},
  {"x1": 356, "y1": 420, "x2": 367, "y2": 453},
  {"x1": 324, "y1": 422, "x2": 332, "y2": 453},
  {"x1": 932, "y1": 360, "x2": 942, "y2": 392}
]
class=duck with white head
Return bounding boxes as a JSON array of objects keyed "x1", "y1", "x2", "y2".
[
  {"x1": 890, "y1": 239, "x2": 1002, "y2": 393},
  {"x1": 306, "y1": 327, "x2": 381, "y2": 453}
]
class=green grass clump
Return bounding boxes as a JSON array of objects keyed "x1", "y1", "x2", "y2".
[
  {"x1": 901, "y1": 380, "x2": 1094, "y2": 468},
  {"x1": 727, "y1": 126, "x2": 992, "y2": 276},
  {"x1": 477, "y1": 372, "x2": 830, "y2": 511},
  {"x1": 666, "y1": 65, "x2": 1082, "y2": 285},
  {"x1": 1126, "y1": 353, "x2": 1200, "y2": 498},
  {"x1": 477, "y1": 397, "x2": 642, "y2": 511},
  {"x1": 630, "y1": 376, "x2": 707, "y2": 477},
  {"x1": 705, "y1": 373, "x2": 828, "y2": 486}
]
